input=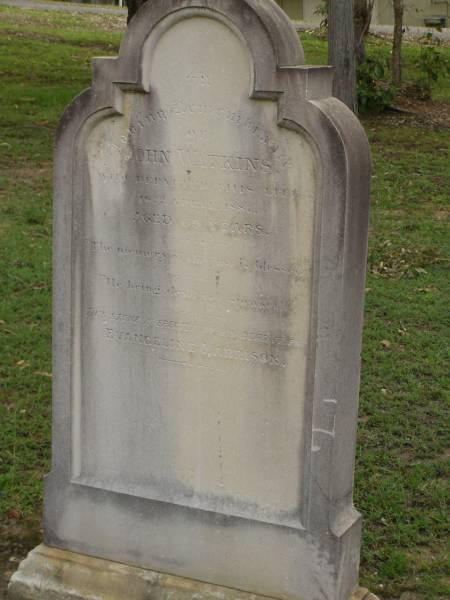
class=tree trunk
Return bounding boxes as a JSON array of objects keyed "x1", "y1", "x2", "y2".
[
  {"x1": 329, "y1": 0, "x2": 358, "y2": 113},
  {"x1": 126, "y1": 0, "x2": 147, "y2": 24},
  {"x1": 354, "y1": 0, "x2": 374, "y2": 66},
  {"x1": 392, "y1": 0, "x2": 404, "y2": 84}
]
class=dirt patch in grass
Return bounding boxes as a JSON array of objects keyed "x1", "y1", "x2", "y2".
[
  {"x1": 1, "y1": 27, "x2": 118, "y2": 50},
  {"x1": 434, "y1": 210, "x2": 450, "y2": 221},
  {"x1": 0, "y1": 515, "x2": 42, "y2": 598},
  {"x1": 0, "y1": 7, "x2": 126, "y2": 33},
  {"x1": 391, "y1": 97, "x2": 450, "y2": 129},
  {"x1": 14, "y1": 162, "x2": 52, "y2": 181},
  {"x1": 0, "y1": 164, "x2": 52, "y2": 191}
]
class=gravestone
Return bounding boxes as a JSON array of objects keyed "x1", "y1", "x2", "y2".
[{"x1": 9, "y1": 1, "x2": 373, "y2": 600}]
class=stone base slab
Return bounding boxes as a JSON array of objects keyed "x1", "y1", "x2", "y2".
[{"x1": 8, "y1": 545, "x2": 379, "y2": 600}]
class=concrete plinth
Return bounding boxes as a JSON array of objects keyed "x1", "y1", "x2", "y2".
[{"x1": 8, "y1": 545, "x2": 379, "y2": 600}]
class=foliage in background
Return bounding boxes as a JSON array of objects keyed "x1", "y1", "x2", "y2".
[
  {"x1": 414, "y1": 34, "x2": 450, "y2": 99},
  {"x1": 357, "y1": 52, "x2": 396, "y2": 113},
  {"x1": 314, "y1": 0, "x2": 449, "y2": 112},
  {"x1": 0, "y1": 7, "x2": 449, "y2": 600},
  {"x1": 314, "y1": 0, "x2": 329, "y2": 30}
]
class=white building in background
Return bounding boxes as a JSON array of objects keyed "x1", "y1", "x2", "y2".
[{"x1": 276, "y1": 0, "x2": 449, "y2": 28}]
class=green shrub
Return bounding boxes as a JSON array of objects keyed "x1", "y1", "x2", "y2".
[
  {"x1": 357, "y1": 53, "x2": 396, "y2": 113},
  {"x1": 314, "y1": 0, "x2": 328, "y2": 30},
  {"x1": 414, "y1": 37, "x2": 450, "y2": 99}
]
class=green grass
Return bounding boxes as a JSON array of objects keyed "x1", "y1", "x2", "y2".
[
  {"x1": 356, "y1": 122, "x2": 449, "y2": 598},
  {"x1": 0, "y1": 7, "x2": 449, "y2": 599},
  {"x1": 0, "y1": 5, "x2": 121, "y2": 514}
]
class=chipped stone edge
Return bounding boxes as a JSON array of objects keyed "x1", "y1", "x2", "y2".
[{"x1": 8, "y1": 545, "x2": 380, "y2": 600}]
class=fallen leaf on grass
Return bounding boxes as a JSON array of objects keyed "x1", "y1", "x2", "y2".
[
  {"x1": 3, "y1": 328, "x2": 17, "y2": 336},
  {"x1": 7, "y1": 507, "x2": 21, "y2": 520},
  {"x1": 35, "y1": 371, "x2": 52, "y2": 378},
  {"x1": 15, "y1": 360, "x2": 29, "y2": 368}
]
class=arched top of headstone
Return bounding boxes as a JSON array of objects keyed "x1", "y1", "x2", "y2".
[
  {"x1": 78, "y1": 0, "x2": 308, "y2": 110},
  {"x1": 117, "y1": 0, "x2": 305, "y2": 93}
]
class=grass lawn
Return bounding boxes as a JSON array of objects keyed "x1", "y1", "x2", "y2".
[{"x1": 0, "y1": 6, "x2": 449, "y2": 599}]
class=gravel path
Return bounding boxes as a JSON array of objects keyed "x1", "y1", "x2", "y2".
[{"x1": 0, "y1": 0, "x2": 126, "y2": 15}]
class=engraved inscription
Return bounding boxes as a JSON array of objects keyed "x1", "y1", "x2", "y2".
[
  {"x1": 75, "y1": 16, "x2": 317, "y2": 527},
  {"x1": 131, "y1": 147, "x2": 277, "y2": 173},
  {"x1": 85, "y1": 238, "x2": 311, "y2": 281},
  {"x1": 186, "y1": 71, "x2": 211, "y2": 87}
]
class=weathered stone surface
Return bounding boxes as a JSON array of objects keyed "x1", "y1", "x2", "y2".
[
  {"x1": 8, "y1": 546, "x2": 379, "y2": 600},
  {"x1": 10, "y1": 1, "x2": 371, "y2": 600}
]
